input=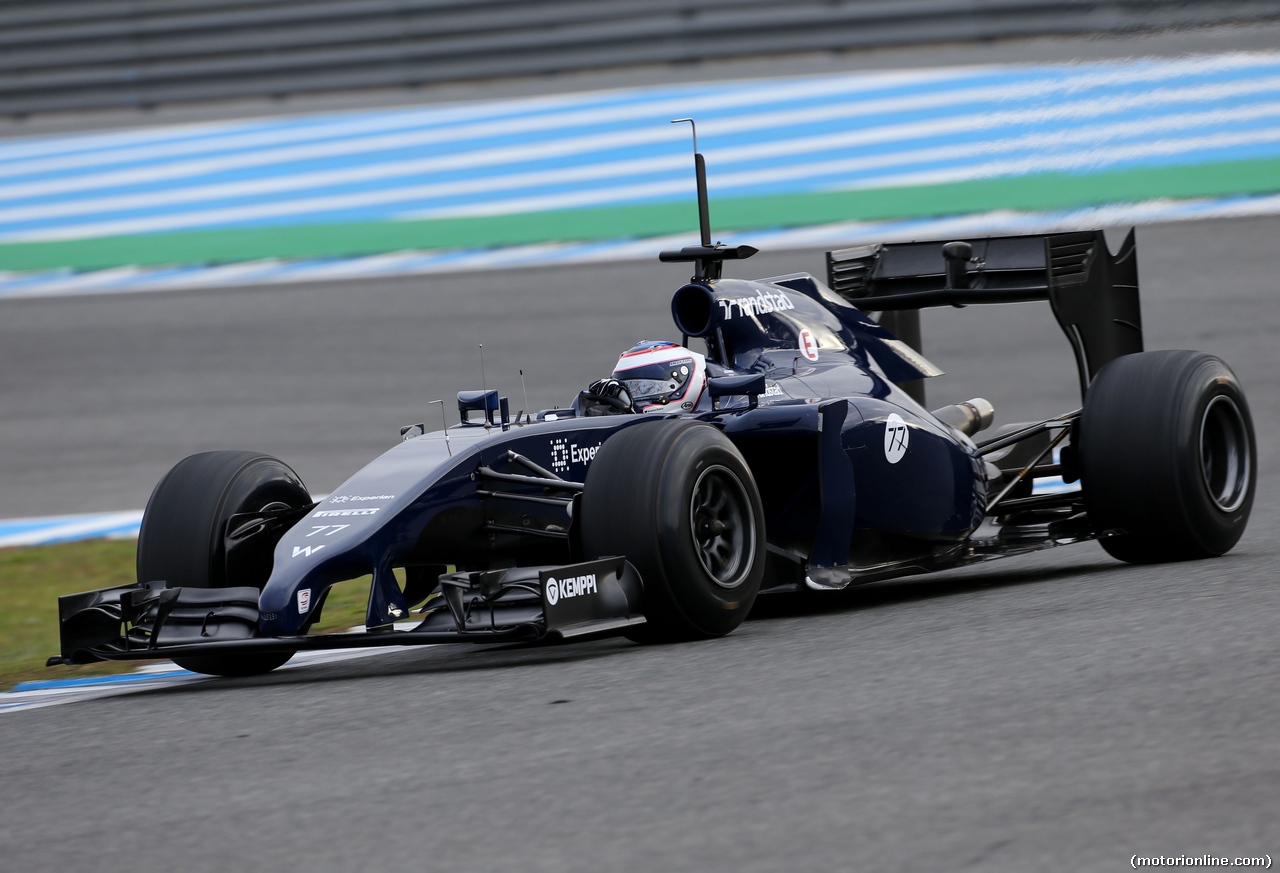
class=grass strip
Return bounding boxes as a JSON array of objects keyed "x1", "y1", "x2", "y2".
[
  {"x1": 0, "y1": 540, "x2": 377, "y2": 692},
  {"x1": 2, "y1": 157, "x2": 1280, "y2": 273}
]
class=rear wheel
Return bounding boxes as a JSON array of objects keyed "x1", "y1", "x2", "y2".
[
  {"x1": 580, "y1": 421, "x2": 765, "y2": 641},
  {"x1": 1079, "y1": 350, "x2": 1255, "y2": 563},
  {"x1": 137, "y1": 451, "x2": 310, "y2": 676}
]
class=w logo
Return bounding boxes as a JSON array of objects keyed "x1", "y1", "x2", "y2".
[{"x1": 292, "y1": 545, "x2": 326, "y2": 558}]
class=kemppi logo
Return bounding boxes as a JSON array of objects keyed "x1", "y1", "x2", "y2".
[{"x1": 544, "y1": 573, "x2": 598, "y2": 606}]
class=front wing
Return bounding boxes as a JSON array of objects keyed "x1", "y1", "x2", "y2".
[{"x1": 48, "y1": 557, "x2": 644, "y2": 667}]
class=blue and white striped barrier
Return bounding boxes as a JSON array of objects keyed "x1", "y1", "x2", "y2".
[
  {"x1": 1, "y1": 194, "x2": 1278, "y2": 300},
  {"x1": 0, "y1": 645, "x2": 435, "y2": 713},
  {"x1": 4, "y1": 53, "x2": 1280, "y2": 242},
  {"x1": 2, "y1": 53, "x2": 1280, "y2": 299},
  {"x1": 0, "y1": 510, "x2": 142, "y2": 548}
]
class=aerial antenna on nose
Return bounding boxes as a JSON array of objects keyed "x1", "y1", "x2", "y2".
[
  {"x1": 662, "y1": 118, "x2": 756, "y2": 282},
  {"x1": 429, "y1": 399, "x2": 451, "y2": 455},
  {"x1": 479, "y1": 344, "x2": 491, "y2": 431},
  {"x1": 519, "y1": 369, "x2": 531, "y2": 425},
  {"x1": 671, "y1": 118, "x2": 712, "y2": 247}
]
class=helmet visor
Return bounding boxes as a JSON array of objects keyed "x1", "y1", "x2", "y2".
[{"x1": 614, "y1": 358, "x2": 696, "y2": 405}]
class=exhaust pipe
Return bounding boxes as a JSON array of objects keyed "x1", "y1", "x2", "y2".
[{"x1": 931, "y1": 398, "x2": 995, "y2": 436}]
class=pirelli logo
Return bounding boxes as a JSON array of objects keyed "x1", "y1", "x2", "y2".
[{"x1": 313, "y1": 508, "x2": 380, "y2": 517}]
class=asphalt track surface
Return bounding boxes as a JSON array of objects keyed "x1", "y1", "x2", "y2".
[{"x1": 1, "y1": 214, "x2": 1277, "y2": 871}]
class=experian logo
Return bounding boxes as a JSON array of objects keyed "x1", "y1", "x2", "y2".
[
  {"x1": 550, "y1": 438, "x2": 603, "y2": 474},
  {"x1": 544, "y1": 573, "x2": 598, "y2": 606},
  {"x1": 328, "y1": 494, "x2": 394, "y2": 504}
]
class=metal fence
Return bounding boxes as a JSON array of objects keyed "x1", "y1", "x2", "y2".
[{"x1": 2, "y1": 0, "x2": 1277, "y2": 115}]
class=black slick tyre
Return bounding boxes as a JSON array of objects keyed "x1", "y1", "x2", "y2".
[
  {"x1": 1078, "y1": 350, "x2": 1255, "y2": 563},
  {"x1": 580, "y1": 420, "x2": 765, "y2": 641},
  {"x1": 137, "y1": 451, "x2": 311, "y2": 676}
]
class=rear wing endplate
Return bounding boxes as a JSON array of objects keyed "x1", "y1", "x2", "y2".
[{"x1": 827, "y1": 229, "x2": 1142, "y2": 398}]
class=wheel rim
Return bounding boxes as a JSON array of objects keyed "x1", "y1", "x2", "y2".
[
  {"x1": 689, "y1": 465, "x2": 755, "y2": 589},
  {"x1": 1199, "y1": 394, "x2": 1250, "y2": 512}
]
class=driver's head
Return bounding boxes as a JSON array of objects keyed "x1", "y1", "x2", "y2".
[{"x1": 612, "y1": 341, "x2": 707, "y2": 412}]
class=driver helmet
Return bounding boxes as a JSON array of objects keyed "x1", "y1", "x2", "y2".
[{"x1": 612, "y1": 341, "x2": 707, "y2": 412}]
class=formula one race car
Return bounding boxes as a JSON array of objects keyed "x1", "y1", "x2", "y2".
[{"x1": 50, "y1": 139, "x2": 1256, "y2": 678}]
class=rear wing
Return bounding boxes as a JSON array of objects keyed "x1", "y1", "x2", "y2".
[{"x1": 826, "y1": 229, "x2": 1142, "y2": 399}]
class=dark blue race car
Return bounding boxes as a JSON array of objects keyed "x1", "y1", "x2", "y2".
[{"x1": 50, "y1": 145, "x2": 1256, "y2": 678}]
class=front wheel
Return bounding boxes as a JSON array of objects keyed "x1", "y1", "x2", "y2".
[
  {"x1": 137, "y1": 451, "x2": 311, "y2": 676},
  {"x1": 1078, "y1": 350, "x2": 1255, "y2": 563},
  {"x1": 580, "y1": 421, "x2": 766, "y2": 641}
]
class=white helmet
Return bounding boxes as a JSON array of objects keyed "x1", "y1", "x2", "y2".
[{"x1": 612, "y1": 341, "x2": 707, "y2": 412}]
